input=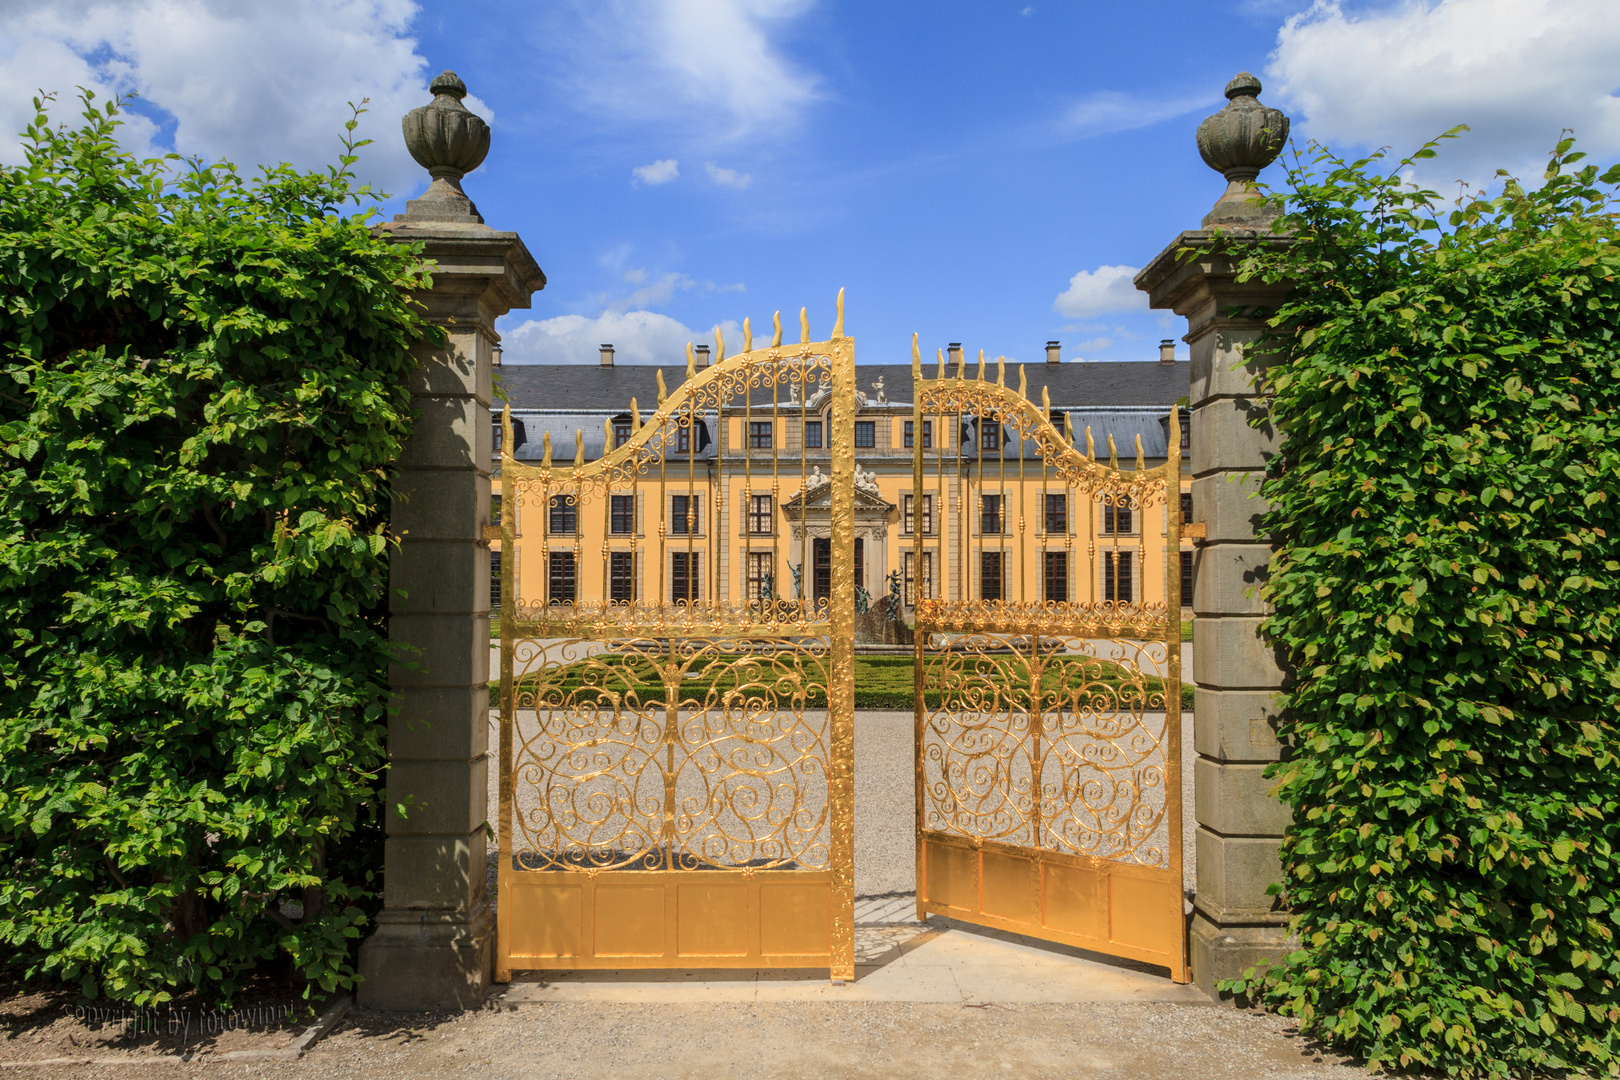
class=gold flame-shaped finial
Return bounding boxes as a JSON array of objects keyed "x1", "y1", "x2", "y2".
[
  {"x1": 604, "y1": 416, "x2": 614, "y2": 452},
  {"x1": 832, "y1": 287, "x2": 844, "y2": 338},
  {"x1": 656, "y1": 369, "x2": 668, "y2": 405},
  {"x1": 937, "y1": 348, "x2": 946, "y2": 380},
  {"x1": 1135, "y1": 433, "x2": 1145, "y2": 471},
  {"x1": 1085, "y1": 425, "x2": 1095, "y2": 460},
  {"x1": 911, "y1": 333, "x2": 921, "y2": 378},
  {"x1": 799, "y1": 307, "x2": 810, "y2": 344},
  {"x1": 1064, "y1": 412, "x2": 1074, "y2": 446},
  {"x1": 575, "y1": 428, "x2": 585, "y2": 467},
  {"x1": 542, "y1": 431, "x2": 553, "y2": 468},
  {"x1": 1107, "y1": 432, "x2": 1118, "y2": 470},
  {"x1": 686, "y1": 342, "x2": 696, "y2": 380},
  {"x1": 772, "y1": 311, "x2": 783, "y2": 348},
  {"x1": 1040, "y1": 385, "x2": 1050, "y2": 416},
  {"x1": 631, "y1": 397, "x2": 641, "y2": 431},
  {"x1": 714, "y1": 325, "x2": 725, "y2": 365},
  {"x1": 956, "y1": 347, "x2": 966, "y2": 379},
  {"x1": 996, "y1": 355, "x2": 1005, "y2": 388},
  {"x1": 976, "y1": 350, "x2": 985, "y2": 381},
  {"x1": 500, "y1": 404, "x2": 513, "y2": 464},
  {"x1": 743, "y1": 317, "x2": 752, "y2": 353}
]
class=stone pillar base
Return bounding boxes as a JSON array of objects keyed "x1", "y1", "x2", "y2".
[
  {"x1": 1189, "y1": 913, "x2": 1293, "y2": 1001},
  {"x1": 357, "y1": 904, "x2": 494, "y2": 1010}
]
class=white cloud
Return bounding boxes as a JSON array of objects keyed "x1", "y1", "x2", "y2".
[
  {"x1": 1073, "y1": 336, "x2": 1114, "y2": 352},
  {"x1": 1057, "y1": 91, "x2": 1211, "y2": 140},
  {"x1": 540, "y1": 0, "x2": 820, "y2": 140},
  {"x1": 0, "y1": 0, "x2": 452, "y2": 197},
  {"x1": 1052, "y1": 265, "x2": 1147, "y2": 318},
  {"x1": 705, "y1": 161, "x2": 753, "y2": 188},
  {"x1": 1268, "y1": 0, "x2": 1620, "y2": 187},
  {"x1": 632, "y1": 158, "x2": 679, "y2": 184},
  {"x1": 501, "y1": 311, "x2": 743, "y2": 365}
]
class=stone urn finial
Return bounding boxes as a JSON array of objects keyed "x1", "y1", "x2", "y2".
[
  {"x1": 398, "y1": 70, "x2": 490, "y2": 224},
  {"x1": 1195, "y1": 72, "x2": 1289, "y2": 229}
]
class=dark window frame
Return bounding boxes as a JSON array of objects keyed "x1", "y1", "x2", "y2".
[
  {"x1": 854, "y1": 421, "x2": 875, "y2": 448},
  {"x1": 748, "y1": 420, "x2": 773, "y2": 449},
  {"x1": 1180, "y1": 550, "x2": 1194, "y2": 606},
  {"x1": 1044, "y1": 550, "x2": 1067, "y2": 603},
  {"x1": 1103, "y1": 551, "x2": 1133, "y2": 603},
  {"x1": 549, "y1": 495, "x2": 577, "y2": 535},
  {"x1": 746, "y1": 551, "x2": 773, "y2": 601},
  {"x1": 980, "y1": 421, "x2": 1001, "y2": 452},
  {"x1": 671, "y1": 551, "x2": 701, "y2": 604},
  {"x1": 803, "y1": 419, "x2": 823, "y2": 448},
  {"x1": 671, "y1": 494, "x2": 701, "y2": 535},
  {"x1": 610, "y1": 494, "x2": 635, "y2": 535},
  {"x1": 548, "y1": 551, "x2": 576, "y2": 604},
  {"x1": 610, "y1": 551, "x2": 635, "y2": 603},
  {"x1": 748, "y1": 493, "x2": 773, "y2": 535},
  {"x1": 980, "y1": 551, "x2": 1003, "y2": 601},
  {"x1": 981, "y1": 494, "x2": 1003, "y2": 536},
  {"x1": 1044, "y1": 493, "x2": 1066, "y2": 534}
]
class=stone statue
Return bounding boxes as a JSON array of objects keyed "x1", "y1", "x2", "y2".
[
  {"x1": 886, "y1": 570, "x2": 902, "y2": 620},
  {"x1": 854, "y1": 585, "x2": 870, "y2": 615},
  {"x1": 805, "y1": 465, "x2": 828, "y2": 490},
  {"x1": 872, "y1": 375, "x2": 886, "y2": 404},
  {"x1": 790, "y1": 561, "x2": 804, "y2": 598}
]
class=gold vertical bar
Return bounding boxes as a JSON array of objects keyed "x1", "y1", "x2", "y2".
[
  {"x1": 601, "y1": 420, "x2": 612, "y2": 616},
  {"x1": 1016, "y1": 403, "x2": 1026, "y2": 605},
  {"x1": 770, "y1": 353, "x2": 782, "y2": 626},
  {"x1": 911, "y1": 342, "x2": 927, "y2": 922},
  {"x1": 827, "y1": 329, "x2": 857, "y2": 983},
  {"x1": 798, "y1": 347, "x2": 809, "y2": 623},
  {"x1": 1164, "y1": 408, "x2": 1189, "y2": 983},
  {"x1": 744, "y1": 353, "x2": 753, "y2": 613},
  {"x1": 495, "y1": 406, "x2": 515, "y2": 983}
]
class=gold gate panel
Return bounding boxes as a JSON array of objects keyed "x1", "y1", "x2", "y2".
[
  {"x1": 495, "y1": 296, "x2": 857, "y2": 981},
  {"x1": 909, "y1": 343, "x2": 1189, "y2": 983}
]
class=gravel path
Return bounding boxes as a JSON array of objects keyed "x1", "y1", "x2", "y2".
[{"x1": 39, "y1": 1002, "x2": 1364, "y2": 1080}]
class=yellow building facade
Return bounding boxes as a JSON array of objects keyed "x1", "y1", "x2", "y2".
[{"x1": 490, "y1": 354, "x2": 1192, "y2": 619}]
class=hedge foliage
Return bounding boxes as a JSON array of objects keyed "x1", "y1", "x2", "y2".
[
  {"x1": 0, "y1": 94, "x2": 437, "y2": 1003},
  {"x1": 1224, "y1": 134, "x2": 1620, "y2": 1076}
]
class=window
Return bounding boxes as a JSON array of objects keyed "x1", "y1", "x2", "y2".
[
  {"x1": 1044, "y1": 551, "x2": 1067, "y2": 603},
  {"x1": 804, "y1": 420, "x2": 823, "y2": 448},
  {"x1": 491, "y1": 493, "x2": 502, "y2": 528},
  {"x1": 981, "y1": 494, "x2": 1002, "y2": 535},
  {"x1": 610, "y1": 551, "x2": 636, "y2": 603},
  {"x1": 490, "y1": 550, "x2": 503, "y2": 613},
  {"x1": 980, "y1": 421, "x2": 1001, "y2": 451},
  {"x1": 492, "y1": 419, "x2": 503, "y2": 453},
  {"x1": 1049, "y1": 409, "x2": 1065, "y2": 430},
  {"x1": 549, "y1": 495, "x2": 576, "y2": 535},
  {"x1": 903, "y1": 420, "x2": 933, "y2": 449},
  {"x1": 902, "y1": 494, "x2": 934, "y2": 536},
  {"x1": 671, "y1": 494, "x2": 700, "y2": 534},
  {"x1": 1181, "y1": 492, "x2": 1193, "y2": 525},
  {"x1": 611, "y1": 494, "x2": 635, "y2": 534},
  {"x1": 671, "y1": 551, "x2": 700, "y2": 604},
  {"x1": 854, "y1": 421, "x2": 875, "y2": 448},
  {"x1": 748, "y1": 494, "x2": 773, "y2": 535},
  {"x1": 748, "y1": 421, "x2": 773, "y2": 449},
  {"x1": 1103, "y1": 498, "x2": 1133, "y2": 536},
  {"x1": 1180, "y1": 551, "x2": 1194, "y2": 606},
  {"x1": 1044, "y1": 493, "x2": 1066, "y2": 534},
  {"x1": 1104, "y1": 551, "x2": 1133, "y2": 603},
  {"x1": 903, "y1": 551, "x2": 933, "y2": 605},
  {"x1": 1180, "y1": 410, "x2": 1191, "y2": 449},
  {"x1": 613, "y1": 419, "x2": 632, "y2": 448},
  {"x1": 676, "y1": 424, "x2": 691, "y2": 453},
  {"x1": 747, "y1": 552, "x2": 773, "y2": 601},
  {"x1": 548, "y1": 551, "x2": 576, "y2": 604},
  {"x1": 981, "y1": 551, "x2": 1003, "y2": 601}
]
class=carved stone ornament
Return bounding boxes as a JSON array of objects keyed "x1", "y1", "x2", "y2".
[
  {"x1": 1195, "y1": 72, "x2": 1290, "y2": 229},
  {"x1": 399, "y1": 71, "x2": 491, "y2": 224}
]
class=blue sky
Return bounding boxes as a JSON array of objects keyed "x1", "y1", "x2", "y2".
[{"x1": 4, "y1": 1, "x2": 1619, "y2": 366}]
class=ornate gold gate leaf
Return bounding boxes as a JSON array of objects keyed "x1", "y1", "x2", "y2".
[
  {"x1": 909, "y1": 341, "x2": 1189, "y2": 983},
  {"x1": 495, "y1": 295, "x2": 857, "y2": 980}
]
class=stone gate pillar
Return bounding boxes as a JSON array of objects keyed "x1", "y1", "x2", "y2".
[
  {"x1": 356, "y1": 72, "x2": 544, "y2": 1009},
  {"x1": 1135, "y1": 73, "x2": 1292, "y2": 997}
]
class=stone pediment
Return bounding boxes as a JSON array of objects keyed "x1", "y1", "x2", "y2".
[{"x1": 782, "y1": 467, "x2": 893, "y2": 512}]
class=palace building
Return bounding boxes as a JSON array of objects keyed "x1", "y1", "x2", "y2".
[{"x1": 489, "y1": 340, "x2": 1192, "y2": 618}]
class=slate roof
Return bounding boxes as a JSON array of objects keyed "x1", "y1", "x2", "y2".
[{"x1": 495, "y1": 360, "x2": 1190, "y2": 412}]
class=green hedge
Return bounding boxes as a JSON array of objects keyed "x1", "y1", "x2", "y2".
[
  {"x1": 0, "y1": 95, "x2": 436, "y2": 1003},
  {"x1": 1225, "y1": 134, "x2": 1620, "y2": 1076}
]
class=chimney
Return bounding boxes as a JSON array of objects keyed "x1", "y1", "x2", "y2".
[
  {"x1": 947, "y1": 343, "x2": 962, "y2": 370},
  {"x1": 694, "y1": 344, "x2": 711, "y2": 368},
  {"x1": 1045, "y1": 341, "x2": 1061, "y2": 365},
  {"x1": 1159, "y1": 339, "x2": 1176, "y2": 363},
  {"x1": 599, "y1": 343, "x2": 615, "y2": 367},
  {"x1": 492, "y1": 344, "x2": 503, "y2": 367}
]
